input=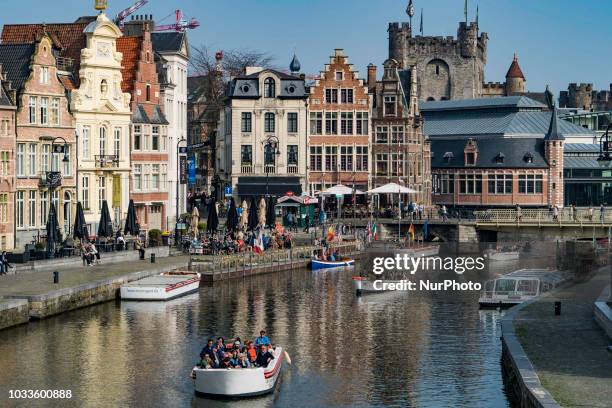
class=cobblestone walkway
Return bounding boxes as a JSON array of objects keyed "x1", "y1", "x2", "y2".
[{"x1": 515, "y1": 266, "x2": 612, "y2": 407}]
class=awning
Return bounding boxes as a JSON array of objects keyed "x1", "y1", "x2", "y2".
[{"x1": 237, "y1": 176, "x2": 302, "y2": 197}]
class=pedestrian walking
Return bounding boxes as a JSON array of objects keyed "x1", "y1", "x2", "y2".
[
  {"x1": 441, "y1": 205, "x2": 448, "y2": 222},
  {"x1": 600, "y1": 204, "x2": 605, "y2": 222},
  {"x1": 588, "y1": 206, "x2": 594, "y2": 221},
  {"x1": 304, "y1": 213, "x2": 310, "y2": 233},
  {"x1": 572, "y1": 204, "x2": 577, "y2": 221},
  {"x1": 515, "y1": 204, "x2": 522, "y2": 221},
  {"x1": 0, "y1": 251, "x2": 11, "y2": 275},
  {"x1": 553, "y1": 205, "x2": 559, "y2": 222}
]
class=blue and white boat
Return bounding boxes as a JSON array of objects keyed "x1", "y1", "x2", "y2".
[{"x1": 310, "y1": 258, "x2": 355, "y2": 270}]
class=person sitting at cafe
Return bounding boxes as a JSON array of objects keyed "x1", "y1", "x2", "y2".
[
  {"x1": 135, "y1": 236, "x2": 145, "y2": 259},
  {"x1": 116, "y1": 231, "x2": 126, "y2": 251},
  {"x1": 254, "y1": 330, "x2": 271, "y2": 347},
  {"x1": 255, "y1": 345, "x2": 274, "y2": 368},
  {"x1": 90, "y1": 242, "x2": 100, "y2": 264},
  {"x1": 83, "y1": 244, "x2": 94, "y2": 266}
]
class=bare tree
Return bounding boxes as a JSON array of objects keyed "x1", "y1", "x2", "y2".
[{"x1": 189, "y1": 44, "x2": 276, "y2": 104}]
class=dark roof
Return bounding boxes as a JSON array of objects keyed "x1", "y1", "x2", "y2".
[
  {"x1": 289, "y1": 54, "x2": 301, "y2": 73},
  {"x1": 0, "y1": 43, "x2": 35, "y2": 92},
  {"x1": 151, "y1": 106, "x2": 169, "y2": 125},
  {"x1": 565, "y1": 143, "x2": 600, "y2": 153},
  {"x1": 0, "y1": 83, "x2": 12, "y2": 106},
  {"x1": 229, "y1": 69, "x2": 307, "y2": 99},
  {"x1": 544, "y1": 105, "x2": 564, "y2": 141},
  {"x1": 420, "y1": 96, "x2": 546, "y2": 112},
  {"x1": 132, "y1": 105, "x2": 169, "y2": 125},
  {"x1": 431, "y1": 138, "x2": 548, "y2": 169},
  {"x1": 151, "y1": 32, "x2": 185, "y2": 53},
  {"x1": 132, "y1": 105, "x2": 150, "y2": 124},
  {"x1": 236, "y1": 69, "x2": 300, "y2": 81},
  {"x1": 506, "y1": 54, "x2": 525, "y2": 79}
]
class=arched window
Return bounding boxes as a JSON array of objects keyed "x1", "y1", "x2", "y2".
[
  {"x1": 100, "y1": 80, "x2": 108, "y2": 98},
  {"x1": 264, "y1": 113, "x2": 275, "y2": 133},
  {"x1": 264, "y1": 77, "x2": 275, "y2": 98}
]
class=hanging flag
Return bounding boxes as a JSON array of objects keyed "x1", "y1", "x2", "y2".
[
  {"x1": 408, "y1": 223, "x2": 415, "y2": 242},
  {"x1": 372, "y1": 222, "x2": 378, "y2": 241},
  {"x1": 253, "y1": 229, "x2": 264, "y2": 254},
  {"x1": 419, "y1": 9, "x2": 423, "y2": 35},
  {"x1": 407, "y1": 0, "x2": 415, "y2": 18},
  {"x1": 366, "y1": 221, "x2": 371, "y2": 242}
]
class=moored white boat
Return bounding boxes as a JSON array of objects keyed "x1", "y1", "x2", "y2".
[
  {"x1": 311, "y1": 258, "x2": 354, "y2": 270},
  {"x1": 352, "y1": 277, "x2": 406, "y2": 296},
  {"x1": 485, "y1": 250, "x2": 520, "y2": 262},
  {"x1": 120, "y1": 271, "x2": 201, "y2": 301},
  {"x1": 191, "y1": 346, "x2": 284, "y2": 397}
]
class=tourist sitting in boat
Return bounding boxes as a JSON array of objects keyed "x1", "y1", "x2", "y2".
[
  {"x1": 198, "y1": 354, "x2": 215, "y2": 369},
  {"x1": 236, "y1": 353, "x2": 251, "y2": 368},
  {"x1": 199, "y1": 338, "x2": 215, "y2": 361},
  {"x1": 255, "y1": 345, "x2": 275, "y2": 368},
  {"x1": 219, "y1": 355, "x2": 232, "y2": 369},
  {"x1": 246, "y1": 341, "x2": 257, "y2": 364},
  {"x1": 254, "y1": 330, "x2": 271, "y2": 347},
  {"x1": 229, "y1": 349, "x2": 240, "y2": 367},
  {"x1": 216, "y1": 337, "x2": 226, "y2": 353}
]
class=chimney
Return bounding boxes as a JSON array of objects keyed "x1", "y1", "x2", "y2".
[{"x1": 367, "y1": 63, "x2": 377, "y2": 92}]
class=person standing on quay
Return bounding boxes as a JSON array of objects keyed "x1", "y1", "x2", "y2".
[{"x1": 600, "y1": 204, "x2": 605, "y2": 223}]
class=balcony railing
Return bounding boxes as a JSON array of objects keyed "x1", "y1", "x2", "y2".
[
  {"x1": 287, "y1": 164, "x2": 298, "y2": 174},
  {"x1": 241, "y1": 165, "x2": 253, "y2": 174},
  {"x1": 95, "y1": 155, "x2": 119, "y2": 169},
  {"x1": 39, "y1": 171, "x2": 62, "y2": 188},
  {"x1": 264, "y1": 164, "x2": 276, "y2": 174}
]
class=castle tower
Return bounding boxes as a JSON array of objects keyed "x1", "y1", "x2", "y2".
[
  {"x1": 388, "y1": 22, "x2": 411, "y2": 68},
  {"x1": 505, "y1": 53, "x2": 525, "y2": 95},
  {"x1": 544, "y1": 103, "x2": 564, "y2": 208}
]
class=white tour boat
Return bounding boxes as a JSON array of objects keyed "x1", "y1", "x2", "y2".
[
  {"x1": 485, "y1": 249, "x2": 520, "y2": 262},
  {"x1": 352, "y1": 277, "x2": 407, "y2": 296},
  {"x1": 479, "y1": 268, "x2": 569, "y2": 307},
  {"x1": 191, "y1": 346, "x2": 284, "y2": 397},
  {"x1": 120, "y1": 271, "x2": 201, "y2": 301}
]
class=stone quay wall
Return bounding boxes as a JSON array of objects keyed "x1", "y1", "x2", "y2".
[{"x1": 0, "y1": 299, "x2": 29, "y2": 330}]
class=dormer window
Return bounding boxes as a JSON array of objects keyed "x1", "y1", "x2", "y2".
[
  {"x1": 465, "y1": 153, "x2": 475, "y2": 165},
  {"x1": 464, "y1": 138, "x2": 478, "y2": 166},
  {"x1": 383, "y1": 95, "x2": 396, "y2": 116},
  {"x1": 335, "y1": 71, "x2": 343, "y2": 81},
  {"x1": 443, "y1": 152, "x2": 454, "y2": 163},
  {"x1": 264, "y1": 77, "x2": 275, "y2": 98},
  {"x1": 524, "y1": 152, "x2": 534, "y2": 163},
  {"x1": 241, "y1": 84, "x2": 250, "y2": 93},
  {"x1": 495, "y1": 152, "x2": 505, "y2": 164},
  {"x1": 286, "y1": 83, "x2": 296, "y2": 94}
]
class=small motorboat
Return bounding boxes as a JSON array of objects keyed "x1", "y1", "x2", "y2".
[
  {"x1": 485, "y1": 249, "x2": 520, "y2": 262},
  {"x1": 311, "y1": 258, "x2": 355, "y2": 270},
  {"x1": 192, "y1": 346, "x2": 284, "y2": 397},
  {"x1": 120, "y1": 271, "x2": 201, "y2": 301},
  {"x1": 352, "y1": 276, "x2": 406, "y2": 296}
]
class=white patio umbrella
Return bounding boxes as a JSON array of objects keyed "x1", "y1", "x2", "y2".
[
  {"x1": 321, "y1": 184, "x2": 364, "y2": 195},
  {"x1": 367, "y1": 182, "x2": 417, "y2": 194}
]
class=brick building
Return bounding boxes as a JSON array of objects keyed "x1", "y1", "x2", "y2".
[
  {"x1": 0, "y1": 36, "x2": 76, "y2": 249},
  {"x1": 0, "y1": 63, "x2": 16, "y2": 250},
  {"x1": 119, "y1": 18, "x2": 169, "y2": 232},
  {"x1": 422, "y1": 97, "x2": 592, "y2": 209},
  {"x1": 308, "y1": 49, "x2": 372, "y2": 193},
  {"x1": 368, "y1": 58, "x2": 431, "y2": 205}
]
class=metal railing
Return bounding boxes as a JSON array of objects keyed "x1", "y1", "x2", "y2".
[
  {"x1": 264, "y1": 165, "x2": 276, "y2": 174},
  {"x1": 287, "y1": 165, "x2": 298, "y2": 174},
  {"x1": 241, "y1": 165, "x2": 253, "y2": 174},
  {"x1": 95, "y1": 155, "x2": 119, "y2": 168},
  {"x1": 475, "y1": 209, "x2": 612, "y2": 225}
]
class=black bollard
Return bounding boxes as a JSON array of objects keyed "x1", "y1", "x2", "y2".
[
  {"x1": 150, "y1": 253, "x2": 156, "y2": 263},
  {"x1": 53, "y1": 271, "x2": 59, "y2": 284},
  {"x1": 554, "y1": 301, "x2": 561, "y2": 315}
]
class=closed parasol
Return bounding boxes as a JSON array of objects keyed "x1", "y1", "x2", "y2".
[
  {"x1": 73, "y1": 202, "x2": 89, "y2": 241},
  {"x1": 191, "y1": 206, "x2": 200, "y2": 235},
  {"x1": 226, "y1": 197, "x2": 239, "y2": 232},
  {"x1": 207, "y1": 200, "x2": 219, "y2": 232},
  {"x1": 97, "y1": 200, "x2": 113, "y2": 238},
  {"x1": 258, "y1": 197, "x2": 266, "y2": 227},
  {"x1": 124, "y1": 199, "x2": 139, "y2": 236},
  {"x1": 266, "y1": 196, "x2": 276, "y2": 228},
  {"x1": 247, "y1": 196, "x2": 258, "y2": 231}
]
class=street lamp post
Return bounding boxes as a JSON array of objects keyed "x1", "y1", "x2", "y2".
[
  {"x1": 263, "y1": 135, "x2": 280, "y2": 198},
  {"x1": 48, "y1": 137, "x2": 69, "y2": 258},
  {"x1": 175, "y1": 139, "x2": 187, "y2": 245}
]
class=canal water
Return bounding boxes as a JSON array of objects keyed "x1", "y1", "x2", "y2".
[{"x1": 0, "y1": 249, "x2": 546, "y2": 408}]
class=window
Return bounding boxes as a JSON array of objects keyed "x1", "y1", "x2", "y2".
[
  {"x1": 324, "y1": 146, "x2": 338, "y2": 171},
  {"x1": 99, "y1": 127, "x2": 107, "y2": 156},
  {"x1": 133, "y1": 165, "x2": 142, "y2": 190},
  {"x1": 341, "y1": 89, "x2": 354, "y2": 104},
  {"x1": 161, "y1": 165, "x2": 167, "y2": 189},
  {"x1": 134, "y1": 125, "x2": 141, "y2": 150},
  {"x1": 82, "y1": 126, "x2": 90, "y2": 159},
  {"x1": 488, "y1": 174, "x2": 513, "y2": 194},
  {"x1": 264, "y1": 144, "x2": 275, "y2": 169},
  {"x1": 465, "y1": 152, "x2": 475, "y2": 165},
  {"x1": 51, "y1": 190, "x2": 58, "y2": 211},
  {"x1": 241, "y1": 145, "x2": 252, "y2": 165},
  {"x1": 241, "y1": 112, "x2": 252, "y2": 132},
  {"x1": 356, "y1": 146, "x2": 368, "y2": 171},
  {"x1": 356, "y1": 112, "x2": 369, "y2": 135},
  {"x1": 28, "y1": 190, "x2": 36, "y2": 227},
  {"x1": 391, "y1": 126, "x2": 404, "y2": 143},
  {"x1": 325, "y1": 112, "x2": 338, "y2": 135},
  {"x1": 16, "y1": 191, "x2": 24, "y2": 228},
  {"x1": 264, "y1": 77, "x2": 275, "y2": 98},
  {"x1": 518, "y1": 174, "x2": 543, "y2": 194},
  {"x1": 375, "y1": 126, "x2": 388, "y2": 143},
  {"x1": 40, "y1": 97, "x2": 48, "y2": 125},
  {"x1": 41, "y1": 144, "x2": 50, "y2": 173},
  {"x1": 151, "y1": 164, "x2": 160, "y2": 189},
  {"x1": 390, "y1": 153, "x2": 404, "y2": 176},
  {"x1": 264, "y1": 113, "x2": 275, "y2": 133},
  {"x1": 340, "y1": 112, "x2": 353, "y2": 135},
  {"x1": 0, "y1": 119, "x2": 8, "y2": 136},
  {"x1": 287, "y1": 113, "x2": 298, "y2": 133},
  {"x1": 287, "y1": 145, "x2": 298, "y2": 165},
  {"x1": 16, "y1": 143, "x2": 25, "y2": 176},
  {"x1": 340, "y1": 146, "x2": 353, "y2": 171},
  {"x1": 437, "y1": 174, "x2": 455, "y2": 194},
  {"x1": 98, "y1": 176, "x2": 106, "y2": 209},
  {"x1": 0, "y1": 152, "x2": 8, "y2": 176},
  {"x1": 142, "y1": 165, "x2": 149, "y2": 190},
  {"x1": 310, "y1": 112, "x2": 322, "y2": 135},
  {"x1": 335, "y1": 71, "x2": 343, "y2": 81},
  {"x1": 325, "y1": 89, "x2": 338, "y2": 104},
  {"x1": 51, "y1": 98, "x2": 60, "y2": 126},
  {"x1": 152, "y1": 126, "x2": 159, "y2": 151},
  {"x1": 81, "y1": 176, "x2": 89, "y2": 209},
  {"x1": 376, "y1": 153, "x2": 388, "y2": 175},
  {"x1": 161, "y1": 126, "x2": 167, "y2": 151},
  {"x1": 459, "y1": 174, "x2": 482, "y2": 194},
  {"x1": 40, "y1": 191, "x2": 47, "y2": 225},
  {"x1": 28, "y1": 144, "x2": 36, "y2": 176},
  {"x1": 28, "y1": 96, "x2": 36, "y2": 124},
  {"x1": 51, "y1": 146, "x2": 59, "y2": 172},
  {"x1": 310, "y1": 146, "x2": 322, "y2": 171},
  {"x1": 114, "y1": 128, "x2": 121, "y2": 158},
  {"x1": 40, "y1": 66, "x2": 49, "y2": 84},
  {"x1": 384, "y1": 95, "x2": 396, "y2": 116},
  {"x1": 0, "y1": 194, "x2": 7, "y2": 223},
  {"x1": 63, "y1": 145, "x2": 71, "y2": 176},
  {"x1": 146, "y1": 84, "x2": 151, "y2": 101}
]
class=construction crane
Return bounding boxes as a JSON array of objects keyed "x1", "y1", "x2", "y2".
[
  {"x1": 115, "y1": 0, "x2": 149, "y2": 27},
  {"x1": 154, "y1": 9, "x2": 200, "y2": 32}
]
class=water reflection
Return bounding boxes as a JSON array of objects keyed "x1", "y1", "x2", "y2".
[{"x1": 0, "y1": 255, "x2": 514, "y2": 408}]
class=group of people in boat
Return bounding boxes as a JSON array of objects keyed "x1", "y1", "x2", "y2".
[
  {"x1": 312, "y1": 248, "x2": 341, "y2": 262},
  {"x1": 198, "y1": 330, "x2": 276, "y2": 369}
]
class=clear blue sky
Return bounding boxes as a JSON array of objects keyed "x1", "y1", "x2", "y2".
[{"x1": 0, "y1": 0, "x2": 609, "y2": 94}]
